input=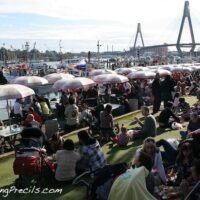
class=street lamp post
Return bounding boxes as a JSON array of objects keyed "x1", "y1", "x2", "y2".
[
  {"x1": 97, "y1": 41, "x2": 102, "y2": 68},
  {"x1": 25, "y1": 42, "x2": 29, "y2": 63}
]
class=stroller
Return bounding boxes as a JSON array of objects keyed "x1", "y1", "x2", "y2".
[
  {"x1": 73, "y1": 162, "x2": 128, "y2": 200},
  {"x1": 13, "y1": 138, "x2": 55, "y2": 189}
]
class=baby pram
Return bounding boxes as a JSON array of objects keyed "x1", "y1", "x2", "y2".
[
  {"x1": 73, "y1": 162, "x2": 128, "y2": 200},
  {"x1": 13, "y1": 138, "x2": 55, "y2": 189}
]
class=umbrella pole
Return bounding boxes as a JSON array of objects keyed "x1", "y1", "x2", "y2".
[{"x1": 6, "y1": 100, "x2": 12, "y2": 131}]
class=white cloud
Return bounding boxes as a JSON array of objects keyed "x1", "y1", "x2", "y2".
[{"x1": 0, "y1": 0, "x2": 200, "y2": 51}]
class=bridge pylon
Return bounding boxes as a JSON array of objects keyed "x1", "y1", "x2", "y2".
[
  {"x1": 176, "y1": 1, "x2": 195, "y2": 56},
  {"x1": 133, "y1": 23, "x2": 145, "y2": 49}
]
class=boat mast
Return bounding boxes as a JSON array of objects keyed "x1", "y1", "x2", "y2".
[{"x1": 59, "y1": 40, "x2": 63, "y2": 63}]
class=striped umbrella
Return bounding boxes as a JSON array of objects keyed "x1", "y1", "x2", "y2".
[
  {"x1": 92, "y1": 74, "x2": 128, "y2": 84},
  {"x1": 128, "y1": 71, "x2": 156, "y2": 79},
  {"x1": 53, "y1": 77, "x2": 95, "y2": 91},
  {"x1": 44, "y1": 73, "x2": 74, "y2": 84},
  {"x1": 12, "y1": 76, "x2": 48, "y2": 87}
]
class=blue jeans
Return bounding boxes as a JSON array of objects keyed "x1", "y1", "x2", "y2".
[{"x1": 156, "y1": 139, "x2": 178, "y2": 165}]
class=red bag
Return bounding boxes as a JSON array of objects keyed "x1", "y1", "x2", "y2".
[{"x1": 13, "y1": 156, "x2": 41, "y2": 176}]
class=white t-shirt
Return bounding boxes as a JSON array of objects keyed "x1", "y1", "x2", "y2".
[
  {"x1": 55, "y1": 150, "x2": 80, "y2": 181},
  {"x1": 13, "y1": 102, "x2": 23, "y2": 116}
]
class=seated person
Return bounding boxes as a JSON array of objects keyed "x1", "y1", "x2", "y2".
[
  {"x1": 177, "y1": 97, "x2": 191, "y2": 121},
  {"x1": 156, "y1": 138, "x2": 179, "y2": 165},
  {"x1": 113, "y1": 125, "x2": 129, "y2": 147},
  {"x1": 49, "y1": 133, "x2": 64, "y2": 154},
  {"x1": 20, "y1": 127, "x2": 45, "y2": 147},
  {"x1": 108, "y1": 166, "x2": 155, "y2": 200},
  {"x1": 191, "y1": 102, "x2": 200, "y2": 115},
  {"x1": 134, "y1": 151, "x2": 155, "y2": 195},
  {"x1": 130, "y1": 106, "x2": 157, "y2": 139},
  {"x1": 167, "y1": 142, "x2": 194, "y2": 186},
  {"x1": 54, "y1": 139, "x2": 80, "y2": 185},
  {"x1": 28, "y1": 107, "x2": 43, "y2": 127},
  {"x1": 158, "y1": 102, "x2": 180, "y2": 128},
  {"x1": 180, "y1": 160, "x2": 200, "y2": 200},
  {"x1": 22, "y1": 114, "x2": 40, "y2": 128},
  {"x1": 76, "y1": 130, "x2": 106, "y2": 174},
  {"x1": 168, "y1": 160, "x2": 200, "y2": 200},
  {"x1": 180, "y1": 112, "x2": 200, "y2": 139},
  {"x1": 134, "y1": 137, "x2": 166, "y2": 184}
]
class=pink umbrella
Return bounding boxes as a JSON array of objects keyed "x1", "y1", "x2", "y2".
[
  {"x1": 92, "y1": 74, "x2": 128, "y2": 84},
  {"x1": 151, "y1": 69, "x2": 172, "y2": 77},
  {"x1": 44, "y1": 73, "x2": 74, "y2": 84},
  {"x1": 115, "y1": 68, "x2": 135, "y2": 75},
  {"x1": 12, "y1": 76, "x2": 48, "y2": 87},
  {"x1": 128, "y1": 71, "x2": 156, "y2": 79},
  {"x1": 0, "y1": 84, "x2": 35, "y2": 100},
  {"x1": 171, "y1": 66, "x2": 193, "y2": 73},
  {"x1": 161, "y1": 65, "x2": 174, "y2": 71},
  {"x1": 53, "y1": 77, "x2": 95, "y2": 91},
  {"x1": 0, "y1": 84, "x2": 35, "y2": 126},
  {"x1": 89, "y1": 69, "x2": 116, "y2": 77}
]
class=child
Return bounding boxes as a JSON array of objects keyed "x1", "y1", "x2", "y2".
[{"x1": 114, "y1": 125, "x2": 129, "y2": 147}]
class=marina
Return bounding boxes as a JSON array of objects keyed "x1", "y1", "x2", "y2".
[{"x1": 0, "y1": 0, "x2": 200, "y2": 200}]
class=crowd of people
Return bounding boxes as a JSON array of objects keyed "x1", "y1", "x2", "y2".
[{"x1": 1, "y1": 69, "x2": 200, "y2": 199}]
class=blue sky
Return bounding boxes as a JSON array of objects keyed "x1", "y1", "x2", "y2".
[{"x1": 0, "y1": 0, "x2": 200, "y2": 52}]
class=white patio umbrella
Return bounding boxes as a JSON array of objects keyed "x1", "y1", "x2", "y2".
[
  {"x1": 0, "y1": 84, "x2": 35, "y2": 100},
  {"x1": 44, "y1": 73, "x2": 74, "y2": 84},
  {"x1": 131, "y1": 67, "x2": 147, "y2": 71},
  {"x1": 128, "y1": 71, "x2": 156, "y2": 80},
  {"x1": 89, "y1": 69, "x2": 116, "y2": 77},
  {"x1": 150, "y1": 69, "x2": 172, "y2": 77},
  {"x1": 115, "y1": 68, "x2": 136, "y2": 75},
  {"x1": 171, "y1": 66, "x2": 193, "y2": 73},
  {"x1": 92, "y1": 74, "x2": 128, "y2": 84},
  {"x1": 0, "y1": 84, "x2": 35, "y2": 127},
  {"x1": 53, "y1": 77, "x2": 95, "y2": 91},
  {"x1": 161, "y1": 65, "x2": 174, "y2": 71},
  {"x1": 11, "y1": 76, "x2": 48, "y2": 87}
]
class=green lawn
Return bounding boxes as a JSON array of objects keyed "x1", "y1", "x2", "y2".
[{"x1": 0, "y1": 96, "x2": 197, "y2": 200}]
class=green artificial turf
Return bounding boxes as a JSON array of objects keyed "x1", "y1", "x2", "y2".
[{"x1": 0, "y1": 96, "x2": 197, "y2": 200}]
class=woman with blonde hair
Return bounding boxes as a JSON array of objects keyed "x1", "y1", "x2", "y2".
[{"x1": 134, "y1": 137, "x2": 166, "y2": 184}]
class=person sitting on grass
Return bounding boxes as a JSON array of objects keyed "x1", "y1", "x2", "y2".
[
  {"x1": 158, "y1": 102, "x2": 180, "y2": 128},
  {"x1": 130, "y1": 106, "x2": 157, "y2": 140},
  {"x1": 76, "y1": 130, "x2": 106, "y2": 175},
  {"x1": 180, "y1": 112, "x2": 200, "y2": 139},
  {"x1": 28, "y1": 107, "x2": 43, "y2": 127},
  {"x1": 54, "y1": 139, "x2": 80, "y2": 186},
  {"x1": 167, "y1": 142, "x2": 194, "y2": 186},
  {"x1": 22, "y1": 114, "x2": 40, "y2": 128},
  {"x1": 134, "y1": 151, "x2": 155, "y2": 195},
  {"x1": 134, "y1": 137, "x2": 166, "y2": 185},
  {"x1": 177, "y1": 97, "x2": 191, "y2": 121},
  {"x1": 48, "y1": 133, "x2": 64, "y2": 154},
  {"x1": 167, "y1": 159, "x2": 200, "y2": 200},
  {"x1": 113, "y1": 125, "x2": 129, "y2": 147}
]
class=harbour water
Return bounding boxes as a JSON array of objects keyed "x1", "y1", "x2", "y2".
[{"x1": 0, "y1": 61, "x2": 60, "y2": 120}]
